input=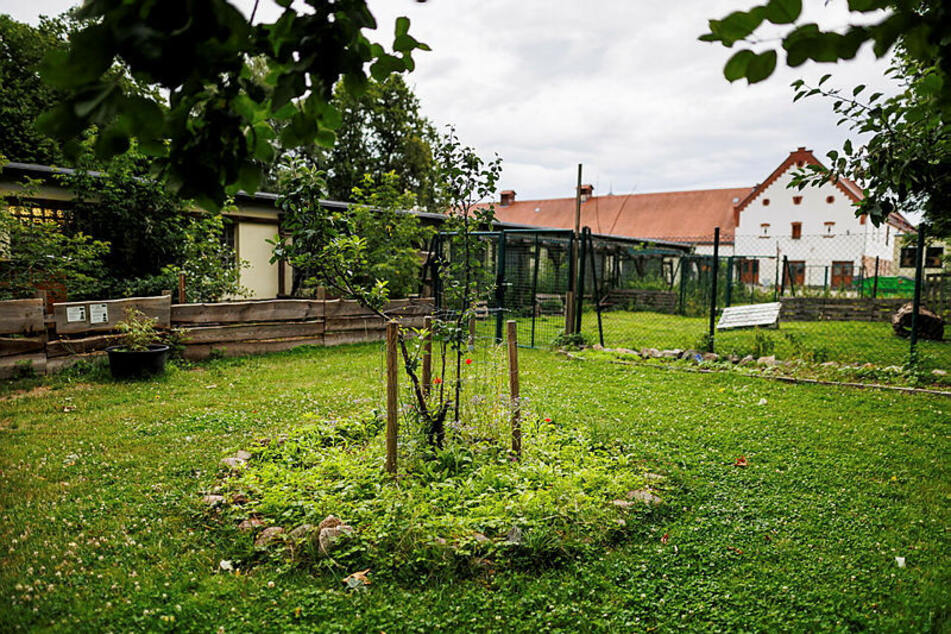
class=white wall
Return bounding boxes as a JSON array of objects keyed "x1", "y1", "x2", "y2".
[{"x1": 236, "y1": 222, "x2": 281, "y2": 298}]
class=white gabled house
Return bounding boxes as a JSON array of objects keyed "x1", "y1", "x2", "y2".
[{"x1": 732, "y1": 147, "x2": 915, "y2": 289}]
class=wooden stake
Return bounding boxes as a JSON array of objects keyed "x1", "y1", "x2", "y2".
[
  {"x1": 507, "y1": 320, "x2": 521, "y2": 459},
  {"x1": 564, "y1": 290, "x2": 575, "y2": 335},
  {"x1": 385, "y1": 321, "x2": 399, "y2": 474},
  {"x1": 177, "y1": 273, "x2": 186, "y2": 304},
  {"x1": 468, "y1": 315, "x2": 476, "y2": 350},
  {"x1": 422, "y1": 315, "x2": 432, "y2": 397}
]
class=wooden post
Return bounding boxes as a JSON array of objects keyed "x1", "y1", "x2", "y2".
[
  {"x1": 468, "y1": 315, "x2": 476, "y2": 350},
  {"x1": 316, "y1": 286, "x2": 326, "y2": 300},
  {"x1": 422, "y1": 316, "x2": 433, "y2": 397},
  {"x1": 507, "y1": 320, "x2": 521, "y2": 459},
  {"x1": 708, "y1": 227, "x2": 720, "y2": 353},
  {"x1": 873, "y1": 256, "x2": 880, "y2": 298},
  {"x1": 177, "y1": 272, "x2": 186, "y2": 304},
  {"x1": 910, "y1": 227, "x2": 926, "y2": 360},
  {"x1": 385, "y1": 321, "x2": 399, "y2": 475},
  {"x1": 564, "y1": 290, "x2": 575, "y2": 335}
]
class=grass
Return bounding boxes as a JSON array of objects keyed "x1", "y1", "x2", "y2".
[{"x1": 1, "y1": 344, "x2": 949, "y2": 632}]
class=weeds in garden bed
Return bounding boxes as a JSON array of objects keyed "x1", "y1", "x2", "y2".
[{"x1": 210, "y1": 412, "x2": 662, "y2": 578}]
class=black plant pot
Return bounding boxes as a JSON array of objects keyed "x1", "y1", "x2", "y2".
[{"x1": 105, "y1": 344, "x2": 170, "y2": 379}]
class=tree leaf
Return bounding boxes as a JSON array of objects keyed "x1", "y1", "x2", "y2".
[
  {"x1": 724, "y1": 50, "x2": 755, "y2": 82},
  {"x1": 764, "y1": 0, "x2": 801, "y2": 25},
  {"x1": 746, "y1": 50, "x2": 777, "y2": 83}
]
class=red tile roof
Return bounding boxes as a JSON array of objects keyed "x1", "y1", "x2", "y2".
[
  {"x1": 490, "y1": 186, "x2": 753, "y2": 244},
  {"x1": 489, "y1": 147, "x2": 915, "y2": 242}
]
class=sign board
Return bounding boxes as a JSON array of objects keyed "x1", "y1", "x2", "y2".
[
  {"x1": 717, "y1": 302, "x2": 781, "y2": 330},
  {"x1": 66, "y1": 306, "x2": 87, "y2": 323},
  {"x1": 89, "y1": 303, "x2": 109, "y2": 324}
]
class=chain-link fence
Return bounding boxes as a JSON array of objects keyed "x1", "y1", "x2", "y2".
[
  {"x1": 579, "y1": 227, "x2": 950, "y2": 373},
  {"x1": 426, "y1": 225, "x2": 949, "y2": 373}
]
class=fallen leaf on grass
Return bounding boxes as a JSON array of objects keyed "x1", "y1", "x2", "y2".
[
  {"x1": 660, "y1": 533, "x2": 670, "y2": 544},
  {"x1": 734, "y1": 456, "x2": 748, "y2": 467},
  {"x1": 727, "y1": 546, "x2": 744, "y2": 554},
  {"x1": 343, "y1": 569, "x2": 371, "y2": 589}
]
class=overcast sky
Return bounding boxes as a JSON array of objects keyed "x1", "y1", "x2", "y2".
[{"x1": 4, "y1": 0, "x2": 898, "y2": 201}]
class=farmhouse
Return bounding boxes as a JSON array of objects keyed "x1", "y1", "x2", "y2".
[{"x1": 491, "y1": 147, "x2": 917, "y2": 289}]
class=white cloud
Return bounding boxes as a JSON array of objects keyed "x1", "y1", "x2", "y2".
[{"x1": 6, "y1": 0, "x2": 900, "y2": 200}]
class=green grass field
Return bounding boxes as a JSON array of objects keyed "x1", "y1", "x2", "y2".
[
  {"x1": 1, "y1": 344, "x2": 949, "y2": 632},
  {"x1": 501, "y1": 310, "x2": 951, "y2": 371}
]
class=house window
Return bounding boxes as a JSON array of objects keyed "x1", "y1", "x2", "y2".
[
  {"x1": 824, "y1": 222, "x2": 835, "y2": 237},
  {"x1": 760, "y1": 223, "x2": 770, "y2": 238},
  {"x1": 791, "y1": 222, "x2": 802, "y2": 240},
  {"x1": 737, "y1": 258, "x2": 759, "y2": 284},
  {"x1": 900, "y1": 246, "x2": 945, "y2": 268},
  {"x1": 7, "y1": 203, "x2": 69, "y2": 225},
  {"x1": 793, "y1": 195, "x2": 803, "y2": 205},
  {"x1": 783, "y1": 260, "x2": 806, "y2": 287},
  {"x1": 831, "y1": 261, "x2": 853, "y2": 289}
]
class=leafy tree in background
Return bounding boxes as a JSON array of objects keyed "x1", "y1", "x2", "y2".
[
  {"x1": 160, "y1": 214, "x2": 250, "y2": 303},
  {"x1": 36, "y1": 0, "x2": 429, "y2": 209},
  {"x1": 0, "y1": 14, "x2": 73, "y2": 165},
  {"x1": 701, "y1": 0, "x2": 951, "y2": 232},
  {"x1": 325, "y1": 76, "x2": 439, "y2": 210}
]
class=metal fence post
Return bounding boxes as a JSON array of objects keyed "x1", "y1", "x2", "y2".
[
  {"x1": 873, "y1": 256, "x2": 880, "y2": 298},
  {"x1": 530, "y1": 232, "x2": 541, "y2": 348},
  {"x1": 494, "y1": 231, "x2": 507, "y2": 344},
  {"x1": 678, "y1": 256, "x2": 688, "y2": 315},
  {"x1": 585, "y1": 228, "x2": 605, "y2": 347},
  {"x1": 725, "y1": 255, "x2": 734, "y2": 308},
  {"x1": 708, "y1": 227, "x2": 720, "y2": 352},
  {"x1": 910, "y1": 226, "x2": 926, "y2": 363},
  {"x1": 575, "y1": 228, "x2": 588, "y2": 334}
]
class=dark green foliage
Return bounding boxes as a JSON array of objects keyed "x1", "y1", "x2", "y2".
[
  {"x1": 36, "y1": 0, "x2": 429, "y2": 209},
  {"x1": 0, "y1": 15, "x2": 71, "y2": 165}
]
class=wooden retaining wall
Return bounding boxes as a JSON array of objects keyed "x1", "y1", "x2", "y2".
[
  {"x1": 0, "y1": 296, "x2": 434, "y2": 378},
  {"x1": 605, "y1": 289, "x2": 678, "y2": 314},
  {"x1": 779, "y1": 297, "x2": 909, "y2": 322}
]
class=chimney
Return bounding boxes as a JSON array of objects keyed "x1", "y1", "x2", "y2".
[
  {"x1": 500, "y1": 189, "x2": 516, "y2": 206},
  {"x1": 579, "y1": 183, "x2": 594, "y2": 203}
]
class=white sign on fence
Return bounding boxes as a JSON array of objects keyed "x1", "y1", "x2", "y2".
[
  {"x1": 66, "y1": 306, "x2": 87, "y2": 323},
  {"x1": 717, "y1": 302, "x2": 782, "y2": 330},
  {"x1": 89, "y1": 303, "x2": 109, "y2": 324}
]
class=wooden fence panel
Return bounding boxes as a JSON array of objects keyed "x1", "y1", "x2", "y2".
[
  {"x1": 0, "y1": 336, "x2": 47, "y2": 357},
  {"x1": 172, "y1": 300, "x2": 325, "y2": 325},
  {"x1": 46, "y1": 334, "x2": 123, "y2": 358},
  {"x1": 182, "y1": 320, "x2": 325, "y2": 345},
  {"x1": 0, "y1": 299, "x2": 45, "y2": 335},
  {"x1": 53, "y1": 296, "x2": 171, "y2": 335}
]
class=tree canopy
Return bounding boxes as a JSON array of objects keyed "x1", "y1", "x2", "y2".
[
  {"x1": 703, "y1": 1, "x2": 951, "y2": 233},
  {"x1": 35, "y1": 0, "x2": 429, "y2": 209}
]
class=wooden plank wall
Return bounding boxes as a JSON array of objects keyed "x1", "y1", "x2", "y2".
[
  {"x1": 780, "y1": 297, "x2": 908, "y2": 322},
  {"x1": 0, "y1": 298, "x2": 47, "y2": 379},
  {"x1": 0, "y1": 296, "x2": 435, "y2": 375}
]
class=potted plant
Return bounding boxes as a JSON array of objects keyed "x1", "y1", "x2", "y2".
[{"x1": 105, "y1": 309, "x2": 170, "y2": 379}]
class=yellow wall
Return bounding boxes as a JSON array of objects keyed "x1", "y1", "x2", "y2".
[{"x1": 236, "y1": 222, "x2": 280, "y2": 298}]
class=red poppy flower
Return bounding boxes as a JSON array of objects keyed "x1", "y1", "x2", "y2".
[
  {"x1": 433, "y1": 377, "x2": 443, "y2": 385},
  {"x1": 465, "y1": 358, "x2": 473, "y2": 365},
  {"x1": 544, "y1": 418, "x2": 552, "y2": 423}
]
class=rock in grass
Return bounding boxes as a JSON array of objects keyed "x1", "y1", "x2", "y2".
[
  {"x1": 660, "y1": 349, "x2": 682, "y2": 359},
  {"x1": 505, "y1": 526, "x2": 523, "y2": 545},
  {"x1": 701, "y1": 352, "x2": 719, "y2": 363},
  {"x1": 471, "y1": 532, "x2": 490, "y2": 544},
  {"x1": 626, "y1": 489, "x2": 663, "y2": 505},
  {"x1": 254, "y1": 526, "x2": 285, "y2": 547},
  {"x1": 756, "y1": 355, "x2": 779, "y2": 367},
  {"x1": 201, "y1": 494, "x2": 225, "y2": 507},
  {"x1": 318, "y1": 515, "x2": 342, "y2": 531},
  {"x1": 680, "y1": 349, "x2": 700, "y2": 361},
  {"x1": 318, "y1": 524, "x2": 354, "y2": 554},
  {"x1": 235, "y1": 450, "x2": 253, "y2": 461},
  {"x1": 739, "y1": 355, "x2": 755, "y2": 366},
  {"x1": 221, "y1": 456, "x2": 247, "y2": 469},
  {"x1": 238, "y1": 517, "x2": 265, "y2": 532},
  {"x1": 932, "y1": 369, "x2": 948, "y2": 376},
  {"x1": 288, "y1": 524, "x2": 315, "y2": 541}
]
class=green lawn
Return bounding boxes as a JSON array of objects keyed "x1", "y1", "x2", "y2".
[
  {"x1": 1, "y1": 344, "x2": 949, "y2": 632},
  {"x1": 571, "y1": 310, "x2": 951, "y2": 371}
]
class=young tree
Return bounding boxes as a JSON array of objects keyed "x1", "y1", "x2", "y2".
[
  {"x1": 270, "y1": 163, "x2": 444, "y2": 443},
  {"x1": 431, "y1": 127, "x2": 502, "y2": 421},
  {"x1": 36, "y1": 0, "x2": 429, "y2": 209},
  {"x1": 160, "y1": 214, "x2": 250, "y2": 303}
]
